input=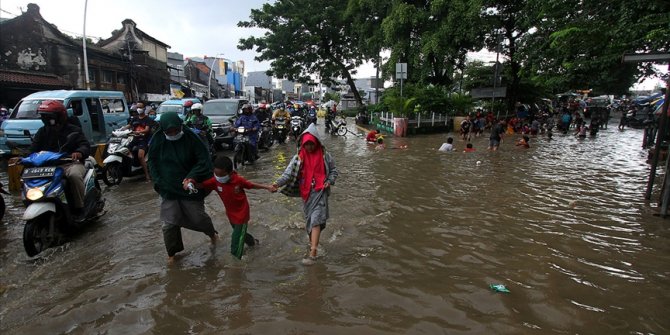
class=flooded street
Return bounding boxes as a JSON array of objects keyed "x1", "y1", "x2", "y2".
[{"x1": 1, "y1": 119, "x2": 669, "y2": 334}]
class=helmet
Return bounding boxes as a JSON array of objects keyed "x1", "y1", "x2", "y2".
[
  {"x1": 242, "y1": 104, "x2": 252, "y2": 113},
  {"x1": 37, "y1": 100, "x2": 67, "y2": 124},
  {"x1": 192, "y1": 102, "x2": 203, "y2": 110},
  {"x1": 183, "y1": 100, "x2": 194, "y2": 108}
]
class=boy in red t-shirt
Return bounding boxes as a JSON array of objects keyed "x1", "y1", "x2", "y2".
[{"x1": 196, "y1": 156, "x2": 274, "y2": 259}]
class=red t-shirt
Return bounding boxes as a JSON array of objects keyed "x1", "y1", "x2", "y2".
[
  {"x1": 201, "y1": 172, "x2": 254, "y2": 224},
  {"x1": 366, "y1": 131, "x2": 378, "y2": 142}
]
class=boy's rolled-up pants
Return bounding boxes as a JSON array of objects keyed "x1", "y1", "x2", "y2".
[{"x1": 160, "y1": 198, "x2": 217, "y2": 257}]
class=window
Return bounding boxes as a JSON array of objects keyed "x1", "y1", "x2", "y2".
[
  {"x1": 68, "y1": 99, "x2": 84, "y2": 116},
  {"x1": 88, "y1": 68, "x2": 97, "y2": 83},
  {"x1": 85, "y1": 98, "x2": 102, "y2": 131},
  {"x1": 100, "y1": 98, "x2": 125, "y2": 114},
  {"x1": 117, "y1": 74, "x2": 126, "y2": 85},
  {"x1": 102, "y1": 70, "x2": 114, "y2": 84}
]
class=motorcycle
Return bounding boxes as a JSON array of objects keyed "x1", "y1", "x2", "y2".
[
  {"x1": 258, "y1": 119, "x2": 274, "y2": 150},
  {"x1": 273, "y1": 117, "x2": 288, "y2": 144},
  {"x1": 232, "y1": 126, "x2": 256, "y2": 170},
  {"x1": 189, "y1": 127, "x2": 217, "y2": 161},
  {"x1": 305, "y1": 109, "x2": 317, "y2": 126},
  {"x1": 325, "y1": 112, "x2": 335, "y2": 133},
  {"x1": 290, "y1": 116, "x2": 304, "y2": 140},
  {"x1": 19, "y1": 150, "x2": 105, "y2": 257},
  {"x1": 331, "y1": 114, "x2": 349, "y2": 136},
  {"x1": 101, "y1": 129, "x2": 144, "y2": 186}
]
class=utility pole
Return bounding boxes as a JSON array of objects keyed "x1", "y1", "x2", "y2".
[{"x1": 82, "y1": 0, "x2": 90, "y2": 90}]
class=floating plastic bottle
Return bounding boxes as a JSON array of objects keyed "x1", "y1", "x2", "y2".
[{"x1": 490, "y1": 284, "x2": 510, "y2": 293}]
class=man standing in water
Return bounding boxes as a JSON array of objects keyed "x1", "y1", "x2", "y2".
[
  {"x1": 148, "y1": 112, "x2": 218, "y2": 264},
  {"x1": 489, "y1": 119, "x2": 505, "y2": 151}
]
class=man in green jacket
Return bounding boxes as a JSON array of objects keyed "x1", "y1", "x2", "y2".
[{"x1": 148, "y1": 112, "x2": 217, "y2": 264}]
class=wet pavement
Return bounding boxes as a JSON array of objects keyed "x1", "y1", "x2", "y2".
[{"x1": 1, "y1": 119, "x2": 669, "y2": 334}]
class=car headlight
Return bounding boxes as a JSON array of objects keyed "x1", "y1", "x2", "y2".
[{"x1": 26, "y1": 187, "x2": 44, "y2": 201}]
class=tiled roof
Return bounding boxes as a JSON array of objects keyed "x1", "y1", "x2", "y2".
[{"x1": 0, "y1": 70, "x2": 69, "y2": 87}]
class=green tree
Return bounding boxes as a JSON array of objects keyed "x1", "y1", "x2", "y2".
[
  {"x1": 238, "y1": 0, "x2": 377, "y2": 105},
  {"x1": 380, "y1": 0, "x2": 486, "y2": 87},
  {"x1": 523, "y1": 0, "x2": 670, "y2": 95}
]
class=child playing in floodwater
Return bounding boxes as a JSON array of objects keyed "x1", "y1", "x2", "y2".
[
  {"x1": 196, "y1": 156, "x2": 274, "y2": 259},
  {"x1": 463, "y1": 143, "x2": 475, "y2": 152},
  {"x1": 516, "y1": 135, "x2": 530, "y2": 148},
  {"x1": 438, "y1": 137, "x2": 454, "y2": 152}
]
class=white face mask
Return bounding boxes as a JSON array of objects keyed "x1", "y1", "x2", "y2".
[
  {"x1": 215, "y1": 175, "x2": 230, "y2": 183},
  {"x1": 48, "y1": 119, "x2": 56, "y2": 126},
  {"x1": 137, "y1": 108, "x2": 145, "y2": 114},
  {"x1": 165, "y1": 131, "x2": 184, "y2": 141}
]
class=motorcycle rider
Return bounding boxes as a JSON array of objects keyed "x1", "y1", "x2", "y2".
[
  {"x1": 123, "y1": 102, "x2": 152, "y2": 182},
  {"x1": 255, "y1": 103, "x2": 272, "y2": 123},
  {"x1": 185, "y1": 102, "x2": 213, "y2": 147},
  {"x1": 234, "y1": 104, "x2": 261, "y2": 160},
  {"x1": 26, "y1": 100, "x2": 90, "y2": 220},
  {"x1": 272, "y1": 103, "x2": 291, "y2": 125}
]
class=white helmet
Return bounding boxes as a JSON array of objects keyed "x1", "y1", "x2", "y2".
[{"x1": 191, "y1": 102, "x2": 203, "y2": 110}]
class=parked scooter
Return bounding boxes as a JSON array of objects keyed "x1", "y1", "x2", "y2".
[
  {"x1": 258, "y1": 119, "x2": 274, "y2": 150},
  {"x1": 18, "y1": 150, "x2": 105, "y2": 256},
  {"x1": 101, "y1": 129, "x2": 144, "y2": 186},
  {"x1": 232, "y1": 126, "x2": 256, "y2": 170},
  {"x1": 273, "y1": 116, "x2": 288, "y2": 144},
  {"x1": 290, "y1": 116, "x2": 304, "y2": 141}
]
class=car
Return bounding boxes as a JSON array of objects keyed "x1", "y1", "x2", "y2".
[
  {"x1": 0, "y1": 90, "x2": 129, "y2": 155},
  {"x1": 156, "y1": 98, "x2": 201, "y2": 121},
  {"x1": 203, "y1": 98, "x2": 249, "y2": 149}
]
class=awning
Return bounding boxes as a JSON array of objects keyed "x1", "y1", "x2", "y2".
[{"x1": 0, "y1": 69, "x2": 70, "y2": 88}]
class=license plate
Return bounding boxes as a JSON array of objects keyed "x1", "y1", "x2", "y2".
[
  {"x1": 277, "y1": 125, "x2": 284, "y2": 129},
  {"x1": 23, "y1": 166, "x2": 57, "y2": 178},
  {"x1": 109, "y1": 137, "x2": 122, "y2": 143}
]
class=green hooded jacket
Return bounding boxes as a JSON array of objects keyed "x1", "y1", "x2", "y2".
[{"x1": 148, "y1": 112, "x2": 212, "y2": 200}]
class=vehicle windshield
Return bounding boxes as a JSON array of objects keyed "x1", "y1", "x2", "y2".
[
  {"x1": 203, "y1": 101, "x2": 239, "y2": 116},
  {"x1": 11, "y1": 99, "x2": 63, "y2": 119},
  {"x1": 157, "y1": 104, "x2": 183, "y2": 114}
]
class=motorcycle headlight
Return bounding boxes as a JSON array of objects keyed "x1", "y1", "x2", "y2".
[{"x1": 26, "y1": 187, "x2": 44, "y2": 201}]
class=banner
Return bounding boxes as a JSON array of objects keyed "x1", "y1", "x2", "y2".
[{"x1": 170, "y1": 84, "x2": 185, "y2": 99}]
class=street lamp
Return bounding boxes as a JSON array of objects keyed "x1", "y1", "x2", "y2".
[{"x1": 207, "y1": 53, "x2": 224, "y2": 99}]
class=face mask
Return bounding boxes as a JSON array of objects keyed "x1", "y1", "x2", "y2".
[
  {"x1": 48, "y1": 119, "x2": 56, "y2": 126},
  {"x1": 137, "y1": 108, "x2": 145, "y2": 114},
  {"x1": 165, "y1": 131, "x2": 184, "y2": 141},
  {"x1": 149, "y1": 115, "x2": 156, "y2": 120},
  {"x1": 215, "y1": 175, "x2": 230, "y2": 183}
]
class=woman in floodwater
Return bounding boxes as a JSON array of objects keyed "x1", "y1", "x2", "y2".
[{"x1": 272, "y1": 124, "x2": 338, "y2": 264}]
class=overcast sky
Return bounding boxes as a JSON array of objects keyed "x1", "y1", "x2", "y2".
[{"x1": 0, "y1": 0, "x2": 662, "y2": 90}]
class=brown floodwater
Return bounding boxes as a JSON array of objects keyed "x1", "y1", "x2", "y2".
[{"x1": 1, "y1": 119, "x2": 669, "y2": 334}]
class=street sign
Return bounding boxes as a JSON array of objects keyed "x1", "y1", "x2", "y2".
[
  {"x1": 395, "y1": 63, "x2": 407, "y2": 80},
  {"x1": 471, "y1": 87, "x2": 507, "y2": 99}
]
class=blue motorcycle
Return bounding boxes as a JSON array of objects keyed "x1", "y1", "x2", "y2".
[{"x1": 19, "y1": 151, "x2": 105, "y2": 256}]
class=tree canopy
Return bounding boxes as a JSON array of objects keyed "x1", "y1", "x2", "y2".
[
  {"x1": 238, "y1": 0, "x2": 377, "y2": 104},
  {"x1": 239, "y1": 0, "x2": 670, "y2": 111}
]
